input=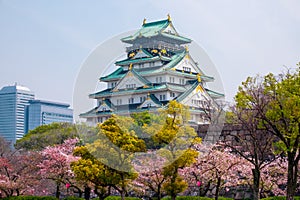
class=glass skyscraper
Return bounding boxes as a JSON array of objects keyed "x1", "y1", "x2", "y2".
[
  {"x1": 0, "y1": 84, "x2": 35, "y2": 144},
  {"x1": 26, "y1": 100, "x2": 73, "y2": 133}
]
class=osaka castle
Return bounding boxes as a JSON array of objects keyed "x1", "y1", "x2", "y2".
[{"x1": 80, "y1": 15, "x2": 224, "y2": 125}]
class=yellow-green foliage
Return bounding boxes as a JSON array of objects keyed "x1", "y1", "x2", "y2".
[{"x1": 151, "y1": 101, "x2": 201, "y2": 199}]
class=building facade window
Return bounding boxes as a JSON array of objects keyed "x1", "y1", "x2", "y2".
[
  {"x1": 192, "y1": 99, "x2": 208, "y2": 106},
  {"x1": 159, "y1": 94, "x2": 166, "y2": 101},
  {"x1": 183, "y1": 67, "x2": 191, "y2": 72},
  {"x1": 179, "y1": 78, "x2": 185, "y2": 85},
  {"x1": 156, "y1": 77, "x2": 163, "y2": 83},
  {"x1": 117, "y1": 99, "x2": 122, "y2": 105},
  {"x1": 170, "y1": 92, "x2": 175, "y2": 97},
  {"x1": 126, "y1": 84, "x2": 136, "y2": 89},
  {"x1": 140, "y1": 96, "x2": 146, "y2": 102},
  {"x1": 149, "y1": 62, "x2": 154, "y2": 67},
  {"x1": 139, "y1": 63, "x2": 144, "y2": 68},
  {"x1": 169, "y1": 77, "x2": 175, "y2": 83},
  {"x1": 128, "y1": 97, "x2": 134, "y2": 104}
]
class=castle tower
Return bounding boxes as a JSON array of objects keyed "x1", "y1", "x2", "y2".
[{"x1": 80, "y1": 16, "x2": 224, "y2": 125}]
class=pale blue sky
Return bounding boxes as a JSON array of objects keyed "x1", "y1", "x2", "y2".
[{"x1": 1, "y1": 0, "x2": 299, "y2": 112}]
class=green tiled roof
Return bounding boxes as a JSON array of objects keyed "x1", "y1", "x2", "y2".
[
  {"x1": 122, "y1": 19, "x2": 169, "y2": 42},
  {"x1": 205, "y1": 88, "x2": 225, "y2": 98},
  {"x1": 89, "y1": 84, "x2": 168, "y2": 98},
  {"x1": 80, "y1": 103, "x2": 161, "y2": 118},
  {"x1": 115, "y1": 56, "x2": 161, "y2": 66},
  {"x1": 165, "y1": 83, "x2": 187, "y2": 92},
  {"x1": 131, "y1": 68, "x2": 151, "y2": 85},
  {"x1": 101, "y1": 51, "x2": 185, "y2": 81},
  {"x1": 121, "y1": 19, "x2": 191, "y2": 44},
  {"x1": 168, "y1": 70, "x2": 214, "y2": 81},
  {"x1": 149, "y1": 94, "x2": 162, "y2": 105},
  {"x1": 175, "y1": 81, "x2": 200, "y2": 102},
  {"x1": 160, "y1": 32, "x2": 192, "y2": 43},
  {"x1": 80, "y1": 101, "x2": 206, "y2": 118},
  {"x1": 104, "y1": 99, "x2": 115, "y2": 110},
  {"x1": 137, "y1": 48, "x2": 154, "y2": 58},
  {"x1": 100, "y1": 68, "x2": 126, "y2": 81},
  {"x1": 165, "y1": 52, "x2": 185, "y2": 67}
]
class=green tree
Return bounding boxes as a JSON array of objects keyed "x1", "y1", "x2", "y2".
[
  {"x1": 86, "y1": 115, "x2": 146, "y2": 200},
  {"x1": 151, "y1": 100, "x2": 201, "y2": 200},
  {"x1": 15, "y1": 122, "x2": 79, "y2": 151},
  {"x1": 71, "y1": 146, "x2": 119, "y2": 200},
  {"x1": 235, "y1": 67, "x2": 300, "y2": 200},
  {"x1": 130, "y1": 111, "x2": 164, "y2": 149},
  {"x1": 224, "y1": 102, "x2": 278, "y2": 200}
]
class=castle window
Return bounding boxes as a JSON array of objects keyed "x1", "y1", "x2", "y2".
[
  {"x1": 128, "y1": 97, "x2": 134, "y2": 104},
  {"x1": 179, "y1": 78, "x2": 185, "y2": 85},
  {"x1": 140, "y1": 96, "x2": 146, "y2": 102},
  {"x1": 169, "y1": 77, "x2": 175, "y2": 83},
  {"x1": 126, "y1": 84, "x2": 136, "y2": 89},
  {"x1": 183, "y1": 67, "x2": 191, "y2": 72},
  {"x1": 170, "y1": 92, "x2": 175, "y2": 97},
  {"x1": 149, "y1": 62, "x2": 154, "y2": 67},
  {"x1": 159, "y1": 94, "x2": 166, "y2": 101},
  {"x1": 156, "y1": 77, "x2": 163, "y2": 83},
  {"x1": 117, "y1": 99, "x2": 122, "y2": 105}
]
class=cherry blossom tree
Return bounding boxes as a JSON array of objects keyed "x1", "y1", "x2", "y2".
[
  {"x1": 38, "y1": 138, "x2": 79, "y2": 198},
  {"x1": 182, "y1": 144, "x2": 250, "y2": 200},
  {"x1": 131, "y1": 152, "x2": 167, "y2": 200},
  {"x1": 0, "y1": 137, "x2": 43, "y2": 197},
  {"x1": 259, "y1": 158, "x2": 287, "y2": 197}
]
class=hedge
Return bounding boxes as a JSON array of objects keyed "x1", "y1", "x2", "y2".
[
  {"x1": 4, "y1": 196, "x2": 299, "y2": 200},
  {"x1": 161, "y1": 197, "x2": 233, "y2": 200},
  {"x1": 261, "y1": 197, "x2": 300, "y2": 200},
  {"x1": 2, "y1": 196, "x2": 85, "y2": 200},
  {"x1": 2, "y1": 197, "x2": 58, "y2": 200},
  {"x1": 104, "y1": 197, "x2": 141, "y2": 200}
]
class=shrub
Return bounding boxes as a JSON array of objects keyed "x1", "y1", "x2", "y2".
[
  {"x1": 2, "y1": 197, "x2": 58, "y2": 200},
  {"x1": 62, "y1": 197, "x2": 85, "y2": 200},
  {"x1": 261, "y1": 197, "x2": 300, "y2": 200},
  {"x1": 161, "y1": 197, "x2": 233, "y2": 200},
  {"x1": 104, "y1": 197, "x2": 141, "y2": 200}
]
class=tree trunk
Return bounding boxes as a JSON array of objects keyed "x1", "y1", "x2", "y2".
[
  {"x1": 252, "y1": 167, "x2": 260, "y2": 200},
  {"x1": 157, "y1": 185, "x2": 162, "y2": 200},
  {"x1": 84, "y1": 186, "x2": 91, "y2": 200},
  {"x1": 170, "y1": 175, "x2": 177, "y2": 200},
  {"x1": 286, "y1": 152, "x2": 298, "y2": 200},
  {"x1": 95, "y1": 187, "x2": 111, "y2": 200},
  {"x1": 55, "y1": 183, "x2": 60, "y2": 199},
  {"x1": 16, "y1": 189, "x2": 20, "y2": 196},
  {"x1": 121, "y1": 190, "x2": 125, "y2": 200},
  {"x1": 215, "y1": 177, "x2": 221, "y2": 200}
]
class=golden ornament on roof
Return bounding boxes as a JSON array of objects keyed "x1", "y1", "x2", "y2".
[
  {"x1": 151, "y1": 49, "x2": 158, "y2": 53},
  {"x1": 197, "y1": 73, "x2": 202, "y2": 82},
  {"x1": 129, "y1": 52, "x2": 135, "y2": 58},
  {"x1": 185, "y1": 45, "x2": 189, "y2": 52},
  {"x1": 196, "y1": 85, "x2": 204, "y2": 93},
  {"x1": 143, "y1": 18, "x2": 146, "y2": 25},
  {"x1": 167, "y1": 14, "x2": 171, "y2": 21}
]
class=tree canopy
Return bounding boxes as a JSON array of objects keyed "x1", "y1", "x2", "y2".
[
  {"x1": 15, "y1": 122, "x2": 79, "y2": 151},
  {"x1": 235, "y1": 67, "x2": 300, "y2": 200}
]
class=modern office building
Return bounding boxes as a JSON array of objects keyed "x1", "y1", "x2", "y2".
[
  {"x1": 80, "y1": 16, "x2": 224, "y2": 125},
  {"x1": 26, "y1": 100, "x2": 73, "y2": 133},
  {"x1": 0, "y1": 84, "x2": 35, "y2": 144}
]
